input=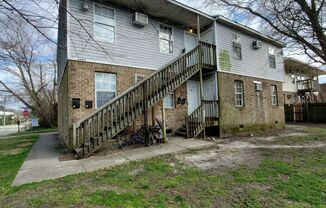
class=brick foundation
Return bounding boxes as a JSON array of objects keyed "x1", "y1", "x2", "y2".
[{"x1": 218, "y1": 72, "x2": 285, "y2": 136}]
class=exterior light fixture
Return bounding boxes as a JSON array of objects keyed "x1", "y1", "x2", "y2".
[{"x1": 83, "y1": 0, "x2": 89, "y2": 11}]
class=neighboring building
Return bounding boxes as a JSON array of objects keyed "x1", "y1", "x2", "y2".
[
  {"x1": 283, "y1": 58, "x2": 326, "y2": 104},
  {"x1": 57, "y1": 0, "x2": 286, "y2": 158},
  {"x1": 320, "y1": 83, "x2": 326, "y2": 101}
]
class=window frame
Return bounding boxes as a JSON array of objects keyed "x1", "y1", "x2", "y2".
[
  {"x1": 159, "y1": 24, "x2": 174, "y2": 55},
  {"x1": 95, "y1": 72, "x2": 117, "y2": 109},
  {"x1": 93, "y1": 3, "x2": 116, "y2": 44},
  {"x1": 232, "y1": 33, "x2": 242, "y2": 60},
  {"x1": 271, "y1": 85, "x2": 278, "y2": 106},
  {"x1": 134, "y1": 74, "x2": 145, "y2": 85},
  {"x1": 234, "y1": 80, "x2": 245, "y2": 107},
  {"x1": 268, "y1": 47, "x2": 276, "y2": 69},
  {"x1": 163, "y1": 92, "x2": 175, "y2": 108}
]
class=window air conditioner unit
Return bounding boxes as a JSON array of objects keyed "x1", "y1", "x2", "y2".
[
  {"x1": 134, "y1": 74, "x2": 145, "y2": 84},
  {"x1": 133, "y1": 12, "x2": 148, "y2": 27},
  {"x1": 252, "y1": 40, "x2": 262, "y2": 49},
  {"x1": 254, "y1": 81, "x2": 263, "y2": 91}
]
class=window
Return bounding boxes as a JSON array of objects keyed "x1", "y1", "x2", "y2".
[
  {"x1": 95, "y1": 72, "x2": 116, "y2": 108},
  {"x1": 94, "y1": 4, "x2": 115, "y2": 43},
  {"x1": 271, "y1": 85, "x2": 278, "y2": 106},
  {"x1": 268, "y1": 47, "x2": 276, "y2": 68},
  {"x1": 163, "y1": 93, "x2": 175, "y2": 108},
  {"x1": 134, "y1": 74, "x2": 145, "y2": 84},
  {"x1": 232, "y1": 34, "x2": 242, "y2": 60},
  {"x1": 234, "y1": 80, "x2": 244, "y2": 107},
  {"x1": 159, "y1": 25, "x2": 173, "y2": 54}
]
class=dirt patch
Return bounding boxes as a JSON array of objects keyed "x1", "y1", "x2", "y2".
[
  {"x1": 177, "y1": 125, "x2": 325, "y2": 170},
  {"x1": 128, "y1": 166, "x2": 144, "y2": 176},
  {"x1": 16, "y1": 142, "x2": 34, "y2": 147},
  {"x1": 0, "y1": 148, "x2": 25, "y2": 155},
  {"x1": 176, "y1": 147, "x2": 262, "y2": 170}
]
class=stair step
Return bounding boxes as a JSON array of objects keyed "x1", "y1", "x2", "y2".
[{"x1": 74, "y1": 148, "x2": 84, "y2": 160}]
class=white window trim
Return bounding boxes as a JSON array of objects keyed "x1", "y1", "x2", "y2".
[
  {"x1": 234, "y1": 80, "x2": 244, "y2": 107},
  {"x1": 159, "y1": 24, "x2": 174, "y2": 55},
  {"x1": 134, "y1": 74, "x2": 145, "y2": 84},
  {"x1": 93, "y1": 2, "x2": 116, "y2": 44},
  {"x1": 163, "y1": 92, "x2": 175, "y2": 108},
  {"x1": 231, "y1": 33, "x2": 242, "y2": 60},
  {"x1": 95, "y1": 72, "x2": 117, "y2": 109},
  {"x1": 271, "y1": 85, "x2": 278, "y2": 106},
  {"x1": 268, "y1": 47, "x2": 276, "y2": 69}
]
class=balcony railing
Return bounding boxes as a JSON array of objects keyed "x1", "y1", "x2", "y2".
[{"x1": 297, "y1": 79, "x2": 319, "y2": 92}]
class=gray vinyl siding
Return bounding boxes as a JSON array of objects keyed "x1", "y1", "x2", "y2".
[
  {"x1": 216, "y1": 23, "x2": 285, "y2": 82},
  {"x1": 57, "y1": 0, "x2": 68, "y2": 85},
  {"x1": 68, "y1": 0, "x2": 185, "y2": 70}
]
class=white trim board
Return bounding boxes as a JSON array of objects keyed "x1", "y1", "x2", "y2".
[
  {"x1": 218, "y1": 70, "x2": 285, "y2": 83},
  {"x1": 68, "y1": 58, "x2": 158, "y2": 71}
]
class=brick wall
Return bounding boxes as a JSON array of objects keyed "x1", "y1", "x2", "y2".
[
  {"x1": 58, "y1": 64, "x2": 70, "y2": 148},
  {"x1": 218, "y1": 72, "x2": 285, "y2": 135},
  {"x1": 58, "y1": 60, "x2": 188, "y2": 149}
]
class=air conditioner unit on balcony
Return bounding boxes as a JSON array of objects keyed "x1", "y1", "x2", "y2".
[
  {"x1": 252, "y1": 40, "x2": 262, "y2": 49},
  {"x1": 133, "y1": 12, "x2": 148, "y2": 27}
]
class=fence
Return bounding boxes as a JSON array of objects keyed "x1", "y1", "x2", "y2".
[{"x1": 284, "y1": 103, "x2": 326, "y2": 123}]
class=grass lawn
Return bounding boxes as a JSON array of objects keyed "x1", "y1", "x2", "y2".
[
  {"x1": 8, "y1": 127, "x2": 58, "y2": 137},
  {"x1": 0, "y1": 126, "x2": 325, "y2": 207},
  {"x1": 0, "y1": 135, "x2": 38, "y2": 195}
]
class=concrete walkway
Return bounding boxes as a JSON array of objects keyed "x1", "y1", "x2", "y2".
[{"x1": 12, "y1": 133, "x2": 214, "y2": 186}]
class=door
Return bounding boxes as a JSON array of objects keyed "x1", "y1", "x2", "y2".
[
  {"x1": 184, "y1": 32, "x2": 197, "y2": 52},
  {"x1": 187, "y1": 81, "x2": 200, "y2": 115},
  {"x1": 203, "y1": 75, "x2": 216, "y2": 100}
]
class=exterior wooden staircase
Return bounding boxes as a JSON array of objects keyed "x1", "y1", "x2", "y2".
[
  {"x1": 186, "y1": 100, "x2": 219, "y2": 138},
  {"x1": 72, "y1": 42, "x2": 217, "y2": 159}
]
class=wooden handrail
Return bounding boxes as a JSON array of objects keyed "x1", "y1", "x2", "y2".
[{"x1": 186, "y1": 100, "x2": 219, "y2": 138}]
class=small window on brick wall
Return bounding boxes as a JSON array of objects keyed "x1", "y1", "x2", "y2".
[
  {"x1": 234, "y1": 80, "x2": 244, "y2": 107},
  {"x1": 271, "y1": 85, "x2": 278, "y2": 106},
  {"x1": 95, "y1": 72, "x2": 116, "y2": 108},
  {"x1": 163, "y1": 93, "x2": 175, "y2": 108}
]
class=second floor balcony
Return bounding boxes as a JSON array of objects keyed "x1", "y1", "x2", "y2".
[{"x1": 297, "y1": 79, "x2": 319, "y2": 93}]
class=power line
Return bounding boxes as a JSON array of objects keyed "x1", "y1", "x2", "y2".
[
  {"x1": 2, "y1": 0, "x2": 57, "y2": 45},
  {"x1": 53, "y1": 0, "x2": 116, "y2": 63}
]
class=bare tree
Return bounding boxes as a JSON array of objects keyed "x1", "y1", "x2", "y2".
[
  {"x1": 0, "y1": 15, "x2": 57, "y2": 127},
  {"x1": 204, "y1": 0, "x2": 326, "y2": 64}
]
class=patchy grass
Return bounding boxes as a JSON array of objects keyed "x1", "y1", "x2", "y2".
[
  {"x1": 8, "y1": 127, "x2": 57, "y2": 137},
  {"x1": 0, "y1": 135, "x2": 38, "y2": 195},
  {"x1": 0, "y1": 126, "x2": 326, "y2": 207}
]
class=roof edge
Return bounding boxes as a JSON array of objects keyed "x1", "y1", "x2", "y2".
[{"x1": 167, "y1": 0, "x2": 215, "y2": 20}]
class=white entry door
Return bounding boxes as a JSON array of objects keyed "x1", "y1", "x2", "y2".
[
  {"x1": 187, "y1": 81, "x2": 200, "y2": 115},
  {"x1": 203, "y1": 74, "x2": 217, "y2": 100},
  {"x1": 184, "y1": 32, "x2": 197, "y2": 52}
]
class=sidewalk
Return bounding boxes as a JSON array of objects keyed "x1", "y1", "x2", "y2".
[{"x1": 12, "y1": 133, "x2": 214, "y2": 186}]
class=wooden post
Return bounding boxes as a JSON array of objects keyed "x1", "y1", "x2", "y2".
[
  {"x1": 197, "y1": 14, "x2": 206, "y2": 139},
  {"x1": 162, "y1": 100, "x2": 167, "y2": 143},
  {"x1": 197, "y1": 14, "x2": 201, "y2": 41},
  {"x1": 151, "y1": 106, "x2": 155, "y2": 126},
  {"x1": 143, "y1": 82, "x2": 149, "y2": 146}
]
